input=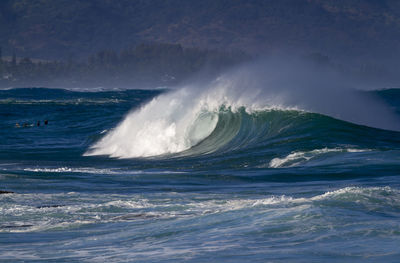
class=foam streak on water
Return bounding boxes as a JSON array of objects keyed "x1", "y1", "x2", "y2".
[
  {"x1": 1, "y1": 187, "x2": 400, "y2": 262},
  {"x1": 269, "y1": 147, "x2": 372, "y2": 168}
]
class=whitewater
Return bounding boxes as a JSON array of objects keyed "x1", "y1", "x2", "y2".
[
  {"x1": 1, "y1": 62, "x2": 400, "y2": 262},
  {"x1": 86, "y1": 62, "x2": 400, "y2": 158}
]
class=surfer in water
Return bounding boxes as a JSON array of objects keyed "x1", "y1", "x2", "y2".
[{"x1": 15, "y1": 120, "x2": 48, "y2": 128}]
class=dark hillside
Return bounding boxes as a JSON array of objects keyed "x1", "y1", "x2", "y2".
[{"x1": 0, "y1": 0, "x2": 400, "y2": 64}]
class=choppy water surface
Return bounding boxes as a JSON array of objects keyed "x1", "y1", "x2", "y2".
[{"x1": 0, "y1": 86, "x2": 400, "y2": 262}]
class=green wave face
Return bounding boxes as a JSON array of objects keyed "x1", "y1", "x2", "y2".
[{"x1": 172, "y1": 105, "x2": 400, "y2": 172}]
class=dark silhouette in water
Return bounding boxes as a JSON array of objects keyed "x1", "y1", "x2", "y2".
[
  {"x1": 16, "y1": 121, "x2": 48, "y2": 128},
  {"x1": 0, "y1": 190, "x2": 14, "y2": 194},
  {"x1": 36, "y1": 205, "x2": 64, "y2": 209}
]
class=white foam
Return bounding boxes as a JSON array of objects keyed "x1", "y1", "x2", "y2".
[
  {"x1": 22, "y1": 167, "x2": 186, "y2": 175},
  {"x1": 269, "y1": 147, "x2": 371, "y2": 168},
  {"x1": 85, "y1": 89, "x2": 220, "y2": 158},
  {"x1": 85, "y1": 76, "x2": 297, "y2": 158},
  {"x1": 23, "y1": 167, "x2": 118, "y2": 174},
  {"x1": 311, "y1": 186, "x2": 399, "y2": 201},
  {"x1": 1, "y1": 186, "x2": 398, "y2": 233}
]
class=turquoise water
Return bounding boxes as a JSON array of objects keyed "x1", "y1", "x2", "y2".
[{"x1": 1, "y1": 87, "x2": 400, "y2": 262}]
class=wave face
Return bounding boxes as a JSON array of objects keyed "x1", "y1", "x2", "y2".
[{"x1": 1, "y1": 85, "x2": 400, "y2": 262}]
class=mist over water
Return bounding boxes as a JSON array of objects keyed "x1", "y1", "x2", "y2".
[
  {"x1": 86, "y1": 58, "x2": 400, "y2": 158},
  {"x1": 219, "y1": 59, "x2": 400, "y2": 131}
]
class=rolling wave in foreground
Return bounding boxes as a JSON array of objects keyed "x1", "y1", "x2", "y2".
[{"x1": 1, "y1": 68, "x2": 400, "y2": 261}]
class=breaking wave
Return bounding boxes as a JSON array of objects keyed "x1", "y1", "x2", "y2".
[{"x1": 86, "y1": 62, "x2": 400, "y2": 158}]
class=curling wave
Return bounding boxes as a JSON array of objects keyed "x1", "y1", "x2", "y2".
[
  {"x1": 85, "y1": 94, "x2": 381, "y2": 160},
  {"x1": 85, "y1": 62, "x2": 400, "y2": 159},
  {"x1": 84, "y1": 83, "x2": 301, "y2": 158}
]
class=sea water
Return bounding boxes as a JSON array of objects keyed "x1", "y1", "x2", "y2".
[{"x1": 0, "y1": 82, "x2": 400, "y2": 262}]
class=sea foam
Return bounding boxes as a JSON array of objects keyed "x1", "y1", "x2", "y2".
[{"x1": 269, "y1": 147, "x2": 371, "y2": 168}]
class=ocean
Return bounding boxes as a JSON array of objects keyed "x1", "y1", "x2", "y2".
[{"x1": 1, "y1": 82, "x2": 400, "y2": 262}]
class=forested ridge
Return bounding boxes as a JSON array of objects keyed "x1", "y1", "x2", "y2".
[
  {"x1": 1, "y1": 0, "x2": 400, "y2": 87},
  {"x1": 1, "y1": 0, "x2": 400, "y2": 61},
  {"x1": 0, "y1": 43, "x2": 247, "y2": 88}
]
